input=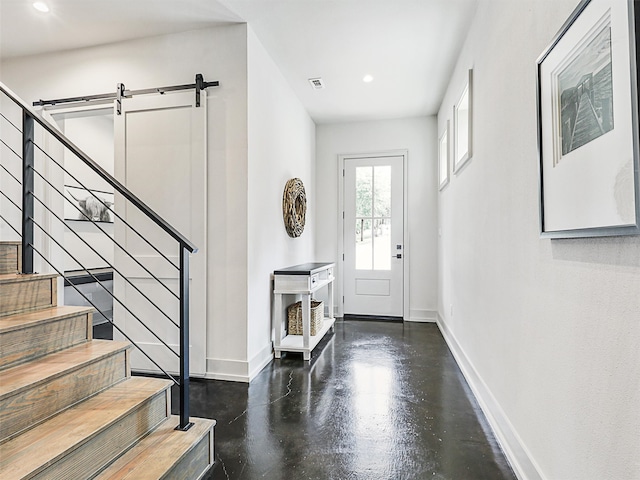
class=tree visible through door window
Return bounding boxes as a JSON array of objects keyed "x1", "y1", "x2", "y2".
[{"x1": 355, "y1": 166, "x2": 391, "y2": 270}]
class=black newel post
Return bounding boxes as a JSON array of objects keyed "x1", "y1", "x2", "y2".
[
  {"x1": 22, "y1": 112, "x2": 34, "y2": 274},
  {"x1": 177, "y1": 245, "x2": 193, "y2": 431}
]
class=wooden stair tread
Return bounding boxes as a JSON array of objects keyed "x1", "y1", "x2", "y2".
[
  {"x1": 0, "y1": 305, "x2": 94, "y2": 333},
  {"x1": 0, "y1": 272, "x2": 58, "y2": 284},
  {"x1": 0, "y1": 340, "x2": 130, "y2": 399},
  {"x1": 94, "y1": 416, "x2": 215, "y2": 480},
  {"x1": 0, "y1": 377, "x2": 172, "y2": 478}
]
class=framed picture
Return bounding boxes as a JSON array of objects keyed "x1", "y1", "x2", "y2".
[
  {"x1": 453, "y1": 69, "x2": 473, "y2": 172},
  {"x1": 537, "y1": 0, "x2": 640, "y2": 238},
  {"x1": 64, "y1": 185, "x2": 114, "y2": 223},
  {"x1": 439, "y1": 121, "x2": 450, "y2": 190}
]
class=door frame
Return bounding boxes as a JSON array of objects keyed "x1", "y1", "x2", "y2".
[
  {"x1": 40, "y1": 103, "x2": 115, "y2": 306},
  {"x1": 338, "y1": 150, "x2": 409, "y2": 320}
]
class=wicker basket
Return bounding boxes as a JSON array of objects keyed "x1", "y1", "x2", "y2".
[{"x1": 287, "y1": 300, "x2": 324, "y2": 336}]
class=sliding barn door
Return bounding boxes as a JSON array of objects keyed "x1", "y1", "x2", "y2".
[{"x1": 113, "y1": 91, "x2": 207, "y2": 376}]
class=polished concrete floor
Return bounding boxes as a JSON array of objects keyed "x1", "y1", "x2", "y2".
[{"x1": 160, "y1": 320, "x2": 516, "y2": 480}]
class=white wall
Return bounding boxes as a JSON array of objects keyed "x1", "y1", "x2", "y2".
[
  {"x1": 246, "y1": 27, "x2": 316, "y2": 378},
  {"x1": 316, "y1": 117, "x2": 438, "y2": 321},
  {"x1": 1, "y1": 23, "x2": 317, "y2": 383},
  {"x1": 437, "y1": 1, "x2": 640, "y2": 479},
  {"x1": 1, "y1": 25, "x2": 252, "y2": 381}
]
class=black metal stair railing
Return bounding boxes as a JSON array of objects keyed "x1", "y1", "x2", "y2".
[{"x1": 0, "y1": 82, "x2": 195, "y2": 431}]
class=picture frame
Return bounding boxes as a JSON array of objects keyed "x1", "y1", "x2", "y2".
[
  {"x1": 536, "y1": 0, "x2": 640, "y2": 238},
  {"x1": 453, "y1": 69, "x2": 473, "y2": 172},
  {"x1": 438, "y1": 121, "x2": 450, "y2": 190},
  {"x1": 64, "y1": 185, "x2": 114, "y2": 223}
]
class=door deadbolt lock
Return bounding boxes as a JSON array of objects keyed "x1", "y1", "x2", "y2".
[{"x1": 393, "y1": 254, "x2": 402, "y2": 259}]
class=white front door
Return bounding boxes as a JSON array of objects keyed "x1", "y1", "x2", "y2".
[
  {"x1": 113, "y1": 91, "x2": 207, "y2": 376},
  {"x1": 343, "y1": 155, "x2": 404, "y2": 317}
]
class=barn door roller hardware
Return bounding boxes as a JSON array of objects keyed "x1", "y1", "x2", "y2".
[{"x1": 33, "y1": 73, "x2": 220, "y2": 114}]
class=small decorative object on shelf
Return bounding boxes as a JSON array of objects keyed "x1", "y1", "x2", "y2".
[
  {"x1": 288, "y1": 300, "x2": 323, "y2": 336},
  {"x1": 282, "y1": 178, "x2": 306, "y2": 237}
]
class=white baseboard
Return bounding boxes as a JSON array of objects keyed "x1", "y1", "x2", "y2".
[
  {"x1": 204, "y1": 345, "x2": 274, "y2": 383},
  {"x1": 205, "y1": 357, "x2": 251, "y2": 383},
  {"x1": 247, "y1": 343, "x2": 274, "y2": 381},
  {"x1": 436, "y1": 315, "x2": 544, "y2": 480},
  {"x1": 407, "y1": 309, "x2": 437, "y2": 323}
]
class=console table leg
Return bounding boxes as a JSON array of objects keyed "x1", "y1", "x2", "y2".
[
  {"x1": 274, "y1": 293, "x2": 283, "y2": 351},
  {"x1": 302, "y1": 294, "x2": 311, "y2": 352}
]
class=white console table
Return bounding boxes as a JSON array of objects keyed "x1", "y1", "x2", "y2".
[{"x1": 273, "y1": 262, "x2": 335, "y2": 361}]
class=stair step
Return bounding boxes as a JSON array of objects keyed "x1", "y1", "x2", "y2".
[
  {"x1": 0, "y1": 273, "x2": 58, "y2": 317},
  {"x1": 0, "y1": 340, "x2": 131, "y2": 443},
  {"x1": 0, "y1": 305, "x2": 94, "y2": 369},
  {"x1": 0, "y1": 377, "x2": 172, "y2": 480},
  {"x1": 95, "y1": 415, "x2": 216, "y2": 480},
  {"x1": 0, "y1": 241, "x2": 21, "y2": 274}
]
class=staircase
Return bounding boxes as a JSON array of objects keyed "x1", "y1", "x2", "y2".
[{"x1": 0, "y1": 241, "x2": 215, "y2": 479}]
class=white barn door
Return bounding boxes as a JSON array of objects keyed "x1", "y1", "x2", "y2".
[{"x1": 113, "y1": 91, "x2": 207, "y2": 376}]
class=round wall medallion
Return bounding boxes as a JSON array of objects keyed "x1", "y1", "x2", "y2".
[{"x1": 282, "y1": 178, "x2": 306, "y2": 238}]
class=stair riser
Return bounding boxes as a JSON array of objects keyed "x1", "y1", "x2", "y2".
[
  {"x1": 163, "y1": 429, "x2": 214, "y2": 480},
  {"x1": 0, "y1": 243, "x2": 21, "y2": 275},
  {"x1": 30, "y1": 389, "x2": 170, "y2": 480},
  {"x1": 0, "y1": 312, "x2": 92, "y2": 370},
  {"x1": 0, "y1": 350, "x2": 129, "y2": 443},
  {"x1": 0, "y1": 276, "x2": 57, "y2": 317}
]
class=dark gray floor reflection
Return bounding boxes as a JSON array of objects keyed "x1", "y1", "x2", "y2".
[{"x1": 173, "y1": 321, "x2": 516, "y2": 480}]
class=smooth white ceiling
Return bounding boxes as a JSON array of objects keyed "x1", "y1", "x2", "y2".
[{"x1": 0, "y1": 0, "x2": 477, "y2": 123}]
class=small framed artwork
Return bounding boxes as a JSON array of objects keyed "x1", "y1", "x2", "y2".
[
  {"x1": 453, "y1": 69, "x2": 473, "y2": 172},
  {"x1": 438, "y1": 121, "x2": 450, "y2": 190},
  {"x1": 537, "y1": 0, "x2": 640, "y2": 238},
  {"x1": 64, "y1": 185, "x2": 114, "y2": 223}
]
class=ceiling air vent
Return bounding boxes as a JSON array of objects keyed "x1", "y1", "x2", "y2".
[{"x1": 308, "y1": 77, "x2": 325, "y2": 89}]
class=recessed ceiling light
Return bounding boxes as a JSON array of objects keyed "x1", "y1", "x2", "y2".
[
  {"x1": 33, "y1": 2, "x2": 50, "y2": 13},
  {"x1": 363, "y1": 75, "x2": 374, "y2": 83}
]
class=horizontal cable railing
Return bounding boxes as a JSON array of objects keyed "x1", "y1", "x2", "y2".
[{"x1": 0, "y1": 81, "x2": 195, "y2": 431}]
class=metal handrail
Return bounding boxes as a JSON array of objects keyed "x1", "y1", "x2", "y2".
[
  {"x1": 0, "y1": 81, "x2": 195, "y2": 430},
  {"x1": 0, "y1": 81, "x2": 197, "y2": 253},
  {"x1": 31, "y1": 191, "x2": 180, "y2": 332},
  {"x1": 32, "y1": 142, "x2": 180, "y2": 275},
  {"x1": 31, "y1": 217, "x2": 179, "y2": 357},
  {"x1": 30, "y1": 160, "x2": 180, "y2": 304},
  {"x1": 0, "y1": 208, "x2": 180, "y2": 383}
]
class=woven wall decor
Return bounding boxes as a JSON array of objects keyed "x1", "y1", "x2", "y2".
[{"x1": 282, "y1": 178, "x2": 306, "y2": 238}]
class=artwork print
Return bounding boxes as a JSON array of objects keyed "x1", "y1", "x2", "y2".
[
  {"x1": 556, "y1": 22, "x2": 613, "y2": 163},
  {"x1": 64, "y1": 185, "x2": 114, "y2": 223},
  {"x1": 438, "y1": 121, "x2": 449, "y2": 189},
  {"x1": 537, "y1": 0, "x2": 640, "y2": 238}
]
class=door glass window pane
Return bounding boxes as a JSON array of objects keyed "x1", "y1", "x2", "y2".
[
  {"x1": 356, "y1": 167, "x2": 372, "y2": 217},
  {"x1": 374, "y1": 166, "x2": 391, "y2": 217},
  {"x1": 373, "y1": 218, "x2": 391, "y2": 270},
  {"x1": 355, "y1": 218, "x2": 372, "y2": 270}
]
